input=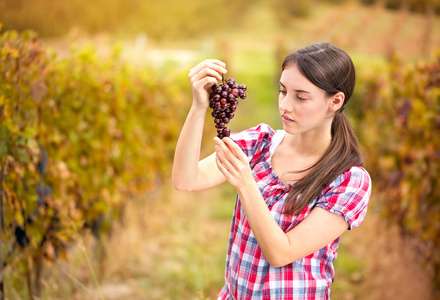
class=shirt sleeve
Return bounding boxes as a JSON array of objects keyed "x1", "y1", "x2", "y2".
[
  {"x1": 315, "y1": 166, "x2": 372, "y2": 230},
  {"x1": 229, "y1": 123, "x2": 275, "y2": 169}
]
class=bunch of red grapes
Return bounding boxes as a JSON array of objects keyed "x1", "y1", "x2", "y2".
[{"x1": 209, "y1": 77, "x2": 247, "y2": 138}]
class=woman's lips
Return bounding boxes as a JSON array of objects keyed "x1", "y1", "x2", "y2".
[{"x1": 282, "y1": 114, "x2": 294, "y2": 123}]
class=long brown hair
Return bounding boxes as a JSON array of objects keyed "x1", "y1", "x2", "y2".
[{"x1": 282, "y1": 42, "x2": 364, "y2": 215}]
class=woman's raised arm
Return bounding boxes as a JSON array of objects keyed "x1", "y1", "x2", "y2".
[{"x1": 172, "y1": 59, "x2": 228, "y2": 191}]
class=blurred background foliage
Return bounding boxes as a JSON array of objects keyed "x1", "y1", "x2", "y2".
[
  {"x1": 0, "y1": 0, "x2": 253, "y2": 40},
  {"x1": 0, "y1": 0, "x2": 440, "y2": 299},
  {"x1": 1, "y1": 0, "x2": 439, "y2": 40}
]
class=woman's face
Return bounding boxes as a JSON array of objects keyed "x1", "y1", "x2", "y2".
[{"x1": 278, "y1": 64, "x2": 335, "y2": 137}]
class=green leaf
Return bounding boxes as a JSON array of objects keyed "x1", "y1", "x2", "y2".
[
  {"x1": 16, "y1": 148, "x2": 29, "y2": 164},
  {"x1": 0, "y1": 141, "x2": 7, "y2": 156}
]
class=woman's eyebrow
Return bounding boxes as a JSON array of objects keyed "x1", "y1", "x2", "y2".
[
  {"x1": 295, "y1": 89, "x2": 311, "y2": 94},
  {"x1": 279, "y1": 81, "x2": 311, "y2": 94}
]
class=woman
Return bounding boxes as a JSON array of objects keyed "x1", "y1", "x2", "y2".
[{"x1": 172, "y1": 42, "x2": 371, "y2": 299}]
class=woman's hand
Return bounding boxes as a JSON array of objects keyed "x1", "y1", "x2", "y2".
[
  {"x1": 214, "y1": 137, "x2": 254, "y2": 188},
  {"x1": 188, "y1": 59, "x2": 227, "y2": 109}
]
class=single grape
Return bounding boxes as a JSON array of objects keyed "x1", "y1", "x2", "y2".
[{"x1": 223, "y1": 127, "x2": 231, "y2": 137}]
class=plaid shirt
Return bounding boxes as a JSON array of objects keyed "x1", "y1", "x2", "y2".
[{"x1": 217, "y1": 123, "x2": 371, "y2": 300}]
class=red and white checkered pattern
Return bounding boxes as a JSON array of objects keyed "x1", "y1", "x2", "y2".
[{"x1": 217, "y1": 123, "x2": 371, "y2": 299}]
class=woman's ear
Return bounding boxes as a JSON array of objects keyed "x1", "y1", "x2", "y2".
[{"x1": 329, "y1": 92, "x2": 345, "y2": 112}]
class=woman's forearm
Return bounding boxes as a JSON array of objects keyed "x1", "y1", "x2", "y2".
[
  {"x1": 237, "y1": 180, "x2": 349, "y2": 268},
  {"x1": 173, "y1": 59, "x2": 227, "y2": 191},
  {"x1": 172, "y1": 102, "x2": 208, "y2": 191},
  {"x1": 236, "y1": 182, "x2": 293, "y2": 267}
]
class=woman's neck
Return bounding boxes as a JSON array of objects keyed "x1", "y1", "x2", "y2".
[{"x1": 283, "y1": 129, "x2": 332, "y2": 159}]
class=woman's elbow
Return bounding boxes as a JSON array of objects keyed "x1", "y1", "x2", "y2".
[
  {"x1": 266, "y1": 252, "x2": 298, "y2": 268},
  {"x1": 173, "y1": 182, "x2": 186, "y2": 191},
  {"x1": 172, "y1": 177, "x2": 187, "y2": 191},
  {"x1": 173, "y1": 183, "x2": 193, "y2": 191},
  {"x1": 267, "y1": 257, "x2": 288, "y2": 269},
  {"x1": 172, "y1": 174, "x2": 194, "y2": 191}
]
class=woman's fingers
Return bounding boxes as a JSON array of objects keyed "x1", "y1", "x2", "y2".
[
  {"x1": 188, "y1": 60, "x2": 227, "y2": 108},
  {"x1": 216, "y1": 146, "x2": 234, "y2": 171},
  {"x1": 214, "y1": 137, "x2": 249, "y2": 175},
  {"x1": 214, "y1": 137, "x2": 248, "y2": 163},
  {"x1": 189, "y1": 60, "x2": 227, "y2": 82},
  {"x1": 190, "y1": 67, "x2": 223, "y2": 86},
  {"x1": 215, "y1": 150, "x2": 234, "y2": 181},
  {"x1": 222, "y1": 137, "x2": 243, "y2": 158},
  {"x1": 189, "y1": 59, "x2": 225, "y2": 73},
  {"x1": 188, "y1": 60, "x2": 227, "y2": 94},
  {"x1": 189, "y1": 59, "x2": 226, "y2": 76},
  {"x1": 215, "y1": 138, "x2": 253, "y2": 187},
  {"x1": 214, "y1": 137, "x2": 236, "y2": 161}
]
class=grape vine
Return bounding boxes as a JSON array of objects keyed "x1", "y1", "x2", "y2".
[
  {"x1": 0, "y1": 29, "x2": 188, "y2": 299},
  {"x1": 355, "y1": 53, "x2": 440, "y2": 294}
]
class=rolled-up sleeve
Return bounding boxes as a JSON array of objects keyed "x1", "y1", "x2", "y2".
[{"x1": 315, "y1": 166, "x2": 372, "y2": 230}]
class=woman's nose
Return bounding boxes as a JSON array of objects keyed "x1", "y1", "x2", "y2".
[{"x1": 279, "y1": 96, "x2": 292, "y2": 112}]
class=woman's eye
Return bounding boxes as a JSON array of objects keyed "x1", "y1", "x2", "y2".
[
  {"x1": 278, "y1": 90, "x2": 287, "y2": 94},
  {"x1": 297, "y1": 95, "x2": 306, "y2": 101}
]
